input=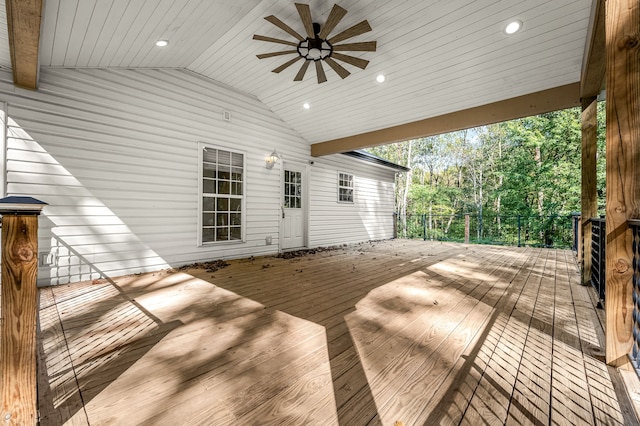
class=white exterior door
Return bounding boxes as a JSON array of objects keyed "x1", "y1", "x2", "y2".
[{"x1": 281, "y1": 163, "x2": 306, "y2": 250}]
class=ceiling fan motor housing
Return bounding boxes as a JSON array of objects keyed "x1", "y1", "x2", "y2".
[{"x1": 298, "y1": 30, "x2": 332, "y2": 61}]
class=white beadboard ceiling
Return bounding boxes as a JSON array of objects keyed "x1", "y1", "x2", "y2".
[{"x1": 0, "y1": 0, "x2": 592, "y2": 145}]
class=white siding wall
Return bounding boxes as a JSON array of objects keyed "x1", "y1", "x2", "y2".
[
  {"x1": 0, "y1": 67, "x2": 395, "y2": 286},
  {"x1": 308, "y1": 154, "x2": 396, "y2": 247}
]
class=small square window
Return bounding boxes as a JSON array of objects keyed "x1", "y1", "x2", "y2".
[{"x1": 338, "y1": 172, "x2": 354, "y2": 203}]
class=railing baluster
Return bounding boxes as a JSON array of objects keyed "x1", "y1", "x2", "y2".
[
  {"x1": 590, "y1": 217, "x2": 606, "y2": 307},
  {"x1": 629, "y1": 220, "x2": 640, "y2": 377}
]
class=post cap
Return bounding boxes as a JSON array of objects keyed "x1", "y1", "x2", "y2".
[{"x1": 0, "y1": 196, "x2": 48, "y2": 214}]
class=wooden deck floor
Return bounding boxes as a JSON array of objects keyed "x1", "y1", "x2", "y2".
[{"x1": 37, "y1": 240, "x2": 637, "y2": 425}]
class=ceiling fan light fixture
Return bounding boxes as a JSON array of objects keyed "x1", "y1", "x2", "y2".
[
  {"x1": 505, "y1": 20, "x2": 522, "y2": 34},
  {"x1": 376, "y1": 74, "x2": 386, "y2": 83},
  {"x1": 303, "y1": 102, "x2": 311, "y2": 109},
  {"x1": 308, "y1": 48, "x2": 322, "y2": 59}
]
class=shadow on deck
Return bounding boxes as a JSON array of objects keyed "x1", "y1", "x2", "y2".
[{"x1": 37, "y1": 240, "x2": 637, "y2": 425}]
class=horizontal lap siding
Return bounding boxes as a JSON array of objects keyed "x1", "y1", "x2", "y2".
[
  {"x1": 0, "y1": 68, "x2": 397, "y2": 286},
  {"x1": 0, "y1": 68, "x2": 307, "y2": 286},
  {"x1": 309, "y1": 155, "x2": 396, "y2": 247}
]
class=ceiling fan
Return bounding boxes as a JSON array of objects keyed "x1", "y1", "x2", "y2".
[{"x1": 253, "y1": 3, "x2": 377, "y2": 84}]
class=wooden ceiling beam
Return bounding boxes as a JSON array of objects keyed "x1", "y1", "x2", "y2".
[
  {"x1": 5, "y1": 0, "x2": 43, "y2": 90},
  {"x1": 311, "y1": 82, "x2": 580, "y2": 157},
  {"x1": 580, "y1": 0, "x2": 606, "y2": 98}
]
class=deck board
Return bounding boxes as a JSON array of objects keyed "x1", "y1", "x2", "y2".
[{"x1": 34, "y1": 240, "x2": 637, "y2": 425}]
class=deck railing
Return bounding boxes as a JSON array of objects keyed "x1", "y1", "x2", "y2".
[
  {"x1": 395, "y1": 213, "x2": 574, "y2": 248},
  {"x1": 629, "y1": 220, "x2": 640, "y2": 376},
  {"x1": 590, "y1": 218, "x2": 606, "y2": 305}
]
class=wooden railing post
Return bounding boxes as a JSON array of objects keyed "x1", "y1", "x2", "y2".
[
  {"x1": 393, "y1": 213, "x2": 397, "y2": 239},
  {"x1": 604, "y1": 0, "x2": 640, "y2": 367},
  {"x1": 0, "y1": 196, "x2": 47, "y2": 425},
  {"x1": 464, "y1": 214, "x2": 470, "y2": 244}
]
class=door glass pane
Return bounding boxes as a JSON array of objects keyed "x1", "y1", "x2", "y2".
[{"x1": 284, "y1": 169, "x2": 302, "y2": 209}]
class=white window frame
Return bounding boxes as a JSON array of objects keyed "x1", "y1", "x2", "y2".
[
  {"x1": 337, "y1": 171, "x2": 355, "y2": 203},
  {"x1": 198, "y1": 143, "x2": 246, "y2": 246}
]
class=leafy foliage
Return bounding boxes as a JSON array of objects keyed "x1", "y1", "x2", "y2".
[{"x1": 368, "y1": 104, "x2": 606, "y2": 221}]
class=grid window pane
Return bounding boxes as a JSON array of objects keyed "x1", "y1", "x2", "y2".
[
  {"x1": 217, "y1": 198, "x2": 229, "y2": 211},
  {"x1": 203, "y1": 164, "x2": 216, "y2": 178},
  {"x1": 202, "y1": 228, "x2": 215, "y2": 242},
  {"x1": 203, "y1": 197, "x2": 215, "y2": 211},
  {"x1": 203, "y1": 179, "x2": 216, "y2": 194},
  {"x1": 338, "y1": 172, "x2": 354, "y2": 202},
  {"x1": 201, "y1": 147, "x2": 243, "y2": 244},
  {"x1": 218, "y1": 180, "x2": 230, "y2": 194},
  {"x1": 203, "y1": 213, "x2": 215, "y2": 226},
  {"x1": 230, "y1": 227, "x2": 241, "y2": 240},
  {"x1": 216, "y1": 228, "x2": 229, "y2": 241}
]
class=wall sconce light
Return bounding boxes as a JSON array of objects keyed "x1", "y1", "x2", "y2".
[{"x1": 265, "y1": 149, "x2": 281, "y2": 169}]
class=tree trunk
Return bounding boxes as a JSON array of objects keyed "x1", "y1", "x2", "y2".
[{"x1": 535, "y1": 145, "x2": 544, "y2": 214}]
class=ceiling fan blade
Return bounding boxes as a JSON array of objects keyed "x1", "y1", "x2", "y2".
[
  {"x1": 315, "y1": 60, "x2": 327, "y2": 84},
  {"x1": 328, "y1": 20, "x2": 372, "y2": 44},
  {"x1": 294, "y1": 60, "x2": 311, "y2": 81},
  {"x1": 331, "y1": 52, "x2": 370, "y2": 70},
  {"x1": 332, "y1": 41, "x2": 377, "y2": 52},
  {"x1": 295, "y1": 3, "x2": 315, "y2": 38},
  {"x1": 324, "y1": 57, "x2": 350, "y2": 79},
  {"x1": 265, "y1": 15, "x2": 304, "y2": 41},
  {"x1": 273, "y1": 56, "x2": 303, "y2": 73},
  {"x1": 318, "y1": 4, "x2": 347, "y2": 39},
  {"x1": 253, "y1": 34, "x2": 298, "y2": 47},
  {"x1": 257, "y1": 50, "x2": 297, "y2": 59}
]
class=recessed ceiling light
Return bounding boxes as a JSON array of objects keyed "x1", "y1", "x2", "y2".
[
  {"x1": 155, "y1": 40, "x2": 169, "y2": 47},
  {"x1": 303, "y1": 102, "x2": 311, "y2": 109},
  {"x1": 376, "y1": 74, "x2": 386, "y2": 83},
  {"x1": 505, "y1": 20, "x2": 522, "y2": 35}
]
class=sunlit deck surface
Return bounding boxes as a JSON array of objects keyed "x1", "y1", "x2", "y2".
[{"x1": 38, "y1": 240, "x2": 637, "y2": 425}]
